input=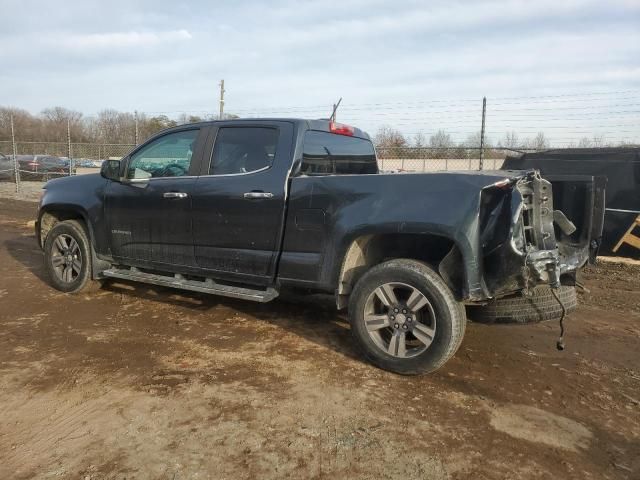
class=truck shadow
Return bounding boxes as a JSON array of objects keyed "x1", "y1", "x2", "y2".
[
  {"x1": 3, "y1": 233, "x2": 359, "y2": 363},
  {"x1": 4, "y1": 236, "x2": 50, "y2": 284},
  {"x1": 101, "y1": 279, "x2": 360, "y2": 363}
]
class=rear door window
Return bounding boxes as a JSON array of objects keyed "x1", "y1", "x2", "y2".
[
  {"x1": 209, "y1": 127, "x2": 279, "y2": 175},
  {"x1": 301, "y1": 131, "x2": 378, "y2": 175}
]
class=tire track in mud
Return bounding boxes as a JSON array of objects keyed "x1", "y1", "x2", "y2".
[{"x1": 0, "y1": 390, "x2": 119, "y2": 472}]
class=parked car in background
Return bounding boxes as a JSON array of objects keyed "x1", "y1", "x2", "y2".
[
  {"x1": 75, "y1": 159, "x2": 104, "y2": 168},
  {"x1": 14, "y1": 155, "x2": 73, "y2": 180}
]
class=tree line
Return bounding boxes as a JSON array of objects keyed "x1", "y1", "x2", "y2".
[
  {"x1": 374, "y1": 125, "x2": 639, "y2": 155},
  {"x1": 0, "y1": 106, "x2": 217, "y2": 145},
  {"x1": 374, "y1": 126, "x2": 552, "y2": 151},
  {"x1": 1, "y1": 106, "x2": 635, "y2": 152},
  {"x1": 373, "y1": 126, "x2": 554, "y2": 159}
]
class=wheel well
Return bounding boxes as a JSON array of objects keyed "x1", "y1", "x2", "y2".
[
  {"x1": 39, "y1": 210, "x2": 86, "y2": 248},
  {"x1": 336, "y1": 233, "x2": 460, "y2": 309}
]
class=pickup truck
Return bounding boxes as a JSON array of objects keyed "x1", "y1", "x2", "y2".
[{"x1": 36, "y1": 119, "x2": 604, "y2": 375}]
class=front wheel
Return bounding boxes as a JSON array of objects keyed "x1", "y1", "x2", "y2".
[
  {"x1": 44, "y1": 220, "x2": 99, "y2": 293},
  {"x1": 348, "y1": 259, "x2": 466, "y2": 375}
]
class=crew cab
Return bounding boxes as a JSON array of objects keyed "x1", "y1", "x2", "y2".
[{"x1": 35, "y1": 119, "x2": 604, "y2": 374}]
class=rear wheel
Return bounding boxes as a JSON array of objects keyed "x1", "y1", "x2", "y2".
[
  {"x1": 348, "y1": 259, "x2": 466, "y2": 375},
  {"x1": 44, "y1": 220, "x2": 99, "y2": 293}
]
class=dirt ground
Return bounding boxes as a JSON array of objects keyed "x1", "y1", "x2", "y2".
[
  {"x1": 0, "y1": 181, "x2": 46, "y2": 202},
  {"x1": 0, "y1": 199, "x2": 638, "y2": 480},
  {"x1": 0, "y1": 170, "x2": 97, "y2": 203}
]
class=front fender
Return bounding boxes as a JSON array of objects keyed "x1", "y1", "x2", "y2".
[
  {"x1": 36, "y1": 203, "x2": 93, "y2": 248},
  {"x1": 37, "y1": 174, "x2": 108, "y2": 254}
]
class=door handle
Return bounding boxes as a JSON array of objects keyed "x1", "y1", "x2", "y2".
[
  {"x1": 243, "y1": 191, "x2": 274, "y2": 199},
  {"x1": 163, "y1": 192, "x2": 188, "y2": 199}
]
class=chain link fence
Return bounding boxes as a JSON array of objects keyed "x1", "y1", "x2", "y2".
[
  {"x1": 3, "y1": 90, "x2": 638, "y2": 192},
  {"x1": 0, "y1": 140, "x2": 135, "y2": 193},
  {"x1": 0, "y1": 140, "x2": 135, "y2": 160},
  {"x1": 376, "y1": 146, "x2": 509, "y2": 172},
  {"x1": 1, "y1": 139, "x2": 519, "y2": 194}
]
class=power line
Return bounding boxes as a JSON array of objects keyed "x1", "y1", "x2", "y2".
[
  {"x1": 229, "y1": 90, "x2": 640, "y2": 112},
  {"x1": 486, "y1": 89, "x2": 640, "y2": 101}
]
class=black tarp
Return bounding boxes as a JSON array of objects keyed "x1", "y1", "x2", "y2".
[{"x1": 502, "y1": 148, "x2": 640, "y2": 257}]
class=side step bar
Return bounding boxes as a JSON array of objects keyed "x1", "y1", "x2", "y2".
[{"x1": 102, "y1": 267, "x2": 279, "y2": 303}]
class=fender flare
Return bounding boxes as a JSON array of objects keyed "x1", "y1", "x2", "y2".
[{"x1": 37, "y1": 204, "x2": 109, "y2": 279}]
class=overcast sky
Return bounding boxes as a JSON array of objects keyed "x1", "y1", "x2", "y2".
[{"x1": 1, "y1": 0, "x2": 639, "y2": 143}]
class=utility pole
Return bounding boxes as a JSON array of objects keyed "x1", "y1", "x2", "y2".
[
  {"x1": 11, "y1": 114, "x2": 19, "y2": 193},
  {"x1": 219, "y1": 79, "x2": 225, "y2": 120},
  {"x1": 479, "y1": 96, "x2": 486, "y2": 170},
  {"x1": 67, "y1": 118, "x2": 73, "y2": 176},
  {"x1": 134, "y1": 110, "x2": 139, "y2": 145}
]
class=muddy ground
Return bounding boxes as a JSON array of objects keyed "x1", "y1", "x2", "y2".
[{"x1": 0, "y1": 198, "x2": 638, "y2": 480}]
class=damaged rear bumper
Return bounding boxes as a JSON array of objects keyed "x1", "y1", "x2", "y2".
[{"x1": 478, "y1": 170, "x2": 604, "y2": 300}]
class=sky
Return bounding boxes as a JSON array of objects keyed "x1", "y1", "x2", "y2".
[{"x1": 1, "y1": 0, "x2": 639, "y2": 144}]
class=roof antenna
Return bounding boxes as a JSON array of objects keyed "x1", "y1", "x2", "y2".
[{"x1": 330, "y1": 98, "x2": 342, "y2": 123}]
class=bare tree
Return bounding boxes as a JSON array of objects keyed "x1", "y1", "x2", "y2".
[
  {"x1": 525, "y1": 132, "x2": 549, "y2": 150},
  {"x1": 0, "y1": 106, "x2": 229, "y2": 151},
  {"x1": 177, "y1": 113, "x2": 204, "y2": 125},
  {"x1": 577, "y1": 137, "x2": 592, "y2": 148},
  {"x1": 499, "y1": 131, "x2": 520, "y2": 149},
  {"x1": 374, "y1": 126, "x2": 407, "y2": 158},
  {"x1": 374, "y1": 126, "x2": 407, "y2": 149},
  {"x1": 41, "y1": 107, "x2": 85, "y2": 142},
  {"x1": 0, "y1": 107, "x2": 32, "y2": 142},
  {"x1": 465, "y1": 131, "x2": 492, "y2": 148},
  {"x1": 591, "y1": 134, "x2": 606, "y2": 147},
  {"x1": 138, "y1": 115, "x2": 177, "y2": 142},
  {"x1": 459, "y1": 131, "x2": 493, "y2": 160},
  {"x1": 429, "y1": 130, "x2": 453, "y2": 149},
  {"x1": 89, "y1": 109, "x2": 136, "y2": 144}
]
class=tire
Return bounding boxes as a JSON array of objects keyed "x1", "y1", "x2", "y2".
[
  {"x1": 44, "y1": 220, "x2": 99, "y2": 293},
  {"x1": 466, "y1": 285, "x2": 577, "y2": 324},
  {"x1": 348, "y1": 259, "x2": 466, "y2": 375}
]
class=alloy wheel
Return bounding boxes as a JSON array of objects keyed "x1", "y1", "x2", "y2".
[
  {"x1": 363, "y1": 282, "x2": 437, "y2": 358},
  {"x1": 50, "y1": 233, "x2": 82, "y2": 283}
]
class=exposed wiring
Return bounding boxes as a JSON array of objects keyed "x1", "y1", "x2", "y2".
[{"x1": 551, "y1": 287, "x2": 567, "y2": 351}]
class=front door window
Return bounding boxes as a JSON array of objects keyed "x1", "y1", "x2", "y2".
[{"x1": 127, "y1": 129, "x2": 198, "y2": 179}]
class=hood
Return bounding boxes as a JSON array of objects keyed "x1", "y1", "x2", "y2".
[{"x1": 44, "y1": 172, "x2": 101, "y2": 190}]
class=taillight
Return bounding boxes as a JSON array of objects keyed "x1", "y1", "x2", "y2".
[{"x1": 329, "y1": 121, "x2": 354, "y2": 136}]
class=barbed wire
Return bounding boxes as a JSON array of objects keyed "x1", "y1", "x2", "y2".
[
  {"x1": 2, "y1": 89, "x2": 639, "y2": 148},
  {"x1": 75, "y1": 89, "x2": 640, "y2": 116}
]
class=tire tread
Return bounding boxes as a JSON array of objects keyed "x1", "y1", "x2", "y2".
[
  {"x1": 467, "y1": 285, "x2": 577, "y2": 324},
  {"x1": 44, "y1": 219, "x2": 99, "y2": 294}
]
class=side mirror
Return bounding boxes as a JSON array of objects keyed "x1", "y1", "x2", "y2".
[{"x1": 100, "y1": 159, "x2": 121, "y2": 181}]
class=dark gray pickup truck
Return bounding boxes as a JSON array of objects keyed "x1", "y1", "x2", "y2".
[{"x1": 36, "y1": 119, "x2": 605, "y2": 374}]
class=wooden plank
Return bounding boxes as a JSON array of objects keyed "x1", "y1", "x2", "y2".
[
  {"x1": 624, "y1": 233, "x2": 640, "y2": 250},
  {"x1": 613, "y1": 215, "x2": 640, "y2": 253}
]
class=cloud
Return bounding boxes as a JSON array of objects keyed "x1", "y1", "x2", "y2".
[
  {"x1": 56, "y1": 29, "x2": 192, "y2": 50},
  {"x1": 0, "y1": 0, "x2": 638, "y2": 147}
]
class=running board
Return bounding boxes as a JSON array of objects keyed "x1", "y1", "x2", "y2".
[{"x1": 102, "y1": 267, "x2": 279, "y2": 303}]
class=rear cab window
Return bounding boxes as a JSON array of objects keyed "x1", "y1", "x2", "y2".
[{"x1": 300, "y1": 130, "x2": 378, "y2": 175}]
